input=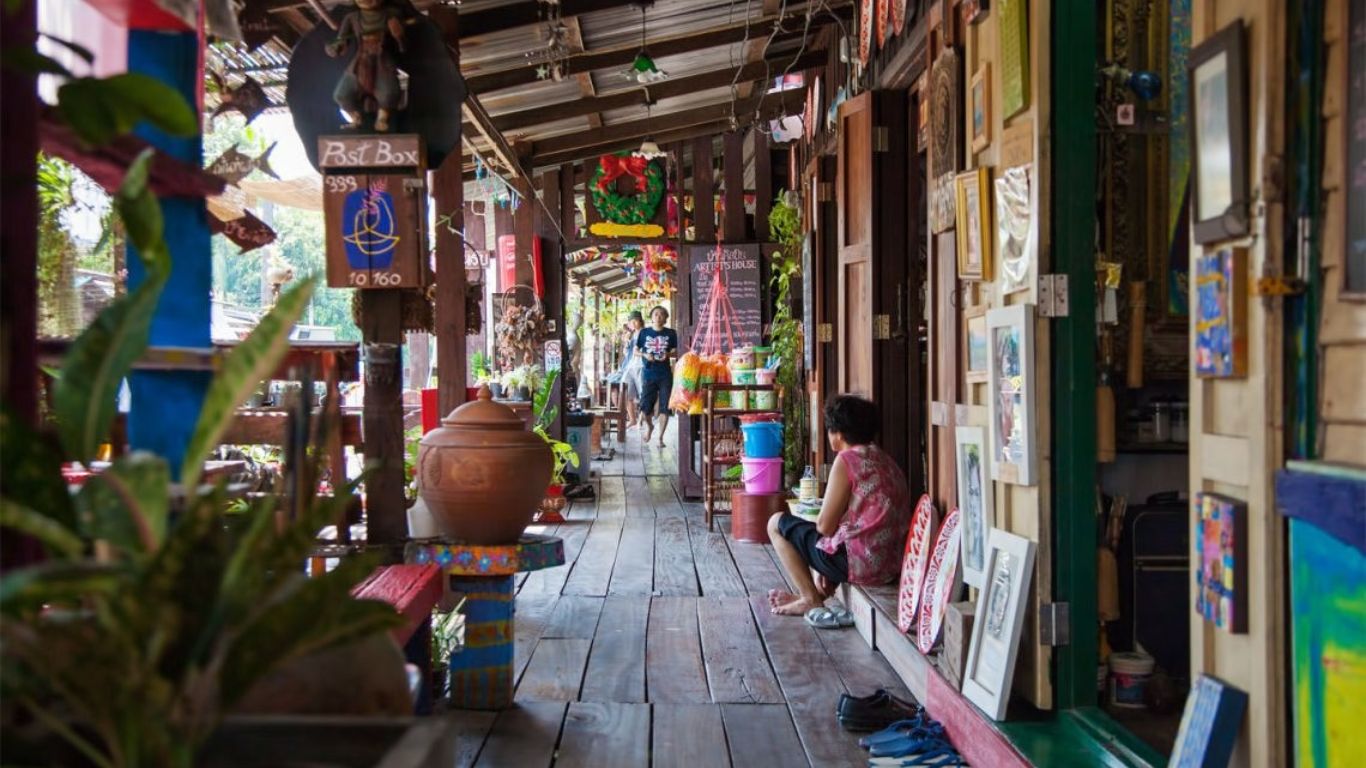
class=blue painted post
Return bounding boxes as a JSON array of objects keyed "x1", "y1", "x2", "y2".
[
  {"x1": 125, "y1": 28, "x2": 212, "y2": 475},
  {"x1": 447, "y1": 575, "x2": 516, "y2": 709}
]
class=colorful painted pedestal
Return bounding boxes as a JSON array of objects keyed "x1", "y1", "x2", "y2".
[{"x1": 405, "y1": 534, "x2": 565, "y2": 709}]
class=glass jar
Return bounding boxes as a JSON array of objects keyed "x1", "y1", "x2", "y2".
[
  {"x1": 1171, "y1": 402, "x2": 1189, "y2": 443},
  {"x1": 1151, "y1": 401, "x2": 1171, "y2": 443}
]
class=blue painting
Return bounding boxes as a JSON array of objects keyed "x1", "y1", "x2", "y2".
[
  {"x1": 1170, "y1": 674, "x2": 1248, "y2": 768},
  {"x1": 342, "y1": 181, "x2": 400, "y2": 270},
  {"x1": 1194, "y1": 248, "x2": 1245, "y2": 377}
]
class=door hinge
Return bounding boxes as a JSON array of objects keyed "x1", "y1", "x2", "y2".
[
  {"x1": 817, "y1": 181, "x2": 834, "y2": 202},
  {"x1": 873, "y1": 314, "x2": 892, "y2": 339},
  {"x1": 817, "y1": 323, "x2": 834, "y2": 343},
  {"x1": 872, "y1": 125, "x2": 890, "y2": 153},
  {"x1": 1038, "y1": 274, "x2": 1070, "y2": 317},
  {"x1": 1040, "y1": 602, "x2": 1070, "y2": 646}
]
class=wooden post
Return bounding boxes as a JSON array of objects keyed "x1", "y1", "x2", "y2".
[
  {"x1": 722, "y1": 131, "x2": 746, "y2": 241},
  {"x1": 692, "y1": 137, "x2": 715, "y2": 242},
  {"x1": 540, "y1": 168, "x2": 565, "y2": 438},
  {"x1": 559, "y1": 163, "x2": 576, "y2": 238},
  {"x1": 670, "y1": 143, "x2": 687, "y2": 241},
  {"x1": 1, "y1": 0, "x2": 38, "y2": 428},
  {"x1": 360, "y1": 290, "x2": 407, "y2": 547},
  {"x1": 433, "y1": 151, "x2": 468, "y2": 415},
  {"x1": 753, "y1": 129, "x2": 772, "y2": 242}
]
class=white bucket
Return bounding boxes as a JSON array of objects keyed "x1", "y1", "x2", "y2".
[{"x1": 1109, "y1": 652, "x2": 1155, "y2": 709}]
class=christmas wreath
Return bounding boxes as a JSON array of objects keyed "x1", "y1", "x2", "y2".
[{"x1": 590, "y1": 153, "x2": 664, "y2": 225}]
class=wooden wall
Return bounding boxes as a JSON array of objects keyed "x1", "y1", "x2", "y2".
[
  {"x1": 1319, "y1": 0, "x2": 1366, "y2": 464},
  {"x1": 1188, "y1": 1, "x2": 1288, "y2": 765}
]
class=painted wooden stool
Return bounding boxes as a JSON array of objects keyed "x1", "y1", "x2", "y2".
[
  {"x1": 731, "y1": 489, "x2": 785, "y2": 543},
  {"x1": 405, "y1": 534, "x2": 565, "y2": 710}
]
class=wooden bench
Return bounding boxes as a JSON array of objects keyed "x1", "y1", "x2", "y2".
[
  {"x1": 353, "y1": 564, "x2": 445, "y2": 713},
  {"x1": 839, "y1": 582, "x2": 1031, "y2": 768}
]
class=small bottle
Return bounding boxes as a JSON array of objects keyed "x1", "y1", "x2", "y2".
[{"x1": 800, "y1": 465, "x2": 818, "y2": 502}]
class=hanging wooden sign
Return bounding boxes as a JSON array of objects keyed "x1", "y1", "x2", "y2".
[
  {"x1": 320, "y1": 135, "x2": 427, "y2": 290},
  {"x1": 210, "y1": 209, "x2": 276, "y2": 253}
]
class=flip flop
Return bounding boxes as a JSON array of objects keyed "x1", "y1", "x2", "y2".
[
  {"x1": 868, "y1": 746, "x2": 967, "y2": 766},
  {"x1": 857, "y1": 717, "x2": 933, "y2": 748},
  {"x1": 866, "y1": 729, "x2": 949, "y2": 758},
  {"x1": 804, "y1": 606, "x2": 856, "y2": 629}
]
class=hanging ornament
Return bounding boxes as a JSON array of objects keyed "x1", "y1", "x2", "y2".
[
  {"x1": 207, "y1": 141, "x2": 279, "y2": 185},
  {"x1": 209, "y1": 71, "x2": 270, "y2": 125},
  {"x1": 624, "y1": 6, "x2": 667, "y2": 83},
  {"x1": 877, "y1": 0, "x2": 889, "y2": 48},
  {"x1": 858, "y1": 0, "x2": 874, "y2": 65}
]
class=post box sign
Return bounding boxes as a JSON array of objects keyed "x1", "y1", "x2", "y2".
[{"x1": 320, "y1": 135, "x2": 427, "y2": 289}]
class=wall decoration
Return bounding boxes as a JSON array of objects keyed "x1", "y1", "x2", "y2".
[
  {"x1": 962, "y1": 0, "x2": 988, "y2": 25},
  {"x1": 1194, "y1": 247, "x2": 1247, "y2": 377},
  {"x1": 986, "y1": 304, "x2": 1036, "y2": 485},
  {"x1": 858, "y1": 0, "x2": 874, "y2": 65},
  {"x1": 955, "y1": 168, "x2": 992, "y2": 281},
  {"x1": 588, "y1": 153, "x2": 666, "y2": 238},
  {"x1": 876, "y1": 0, "x2": 889, "y2": 48},
  {"x1": 897, "y1": 494, "x2": 937, "y2": 634},
  {"x1": 970, "y1": 63, "x2": 991, "y2": 153},
  {"x1": 931, "y1": 173, "x2": 958, "y2": 234},
  {"x1": 209, "y1": 71, "x2": 270, "y2": 125},
  {"x1": 1188, "y1": 20, "x2": 1249, "y2": 244},
  {"x1": 1346, "y1": 0, "x2": 1366, "y2": 292},
  {"x1": 320, "y1": 135, "x2": 426, "y2": 289},
  {"x1": 965, "y1": 307, "x2": 990, "y2": 382},
  {"x1": 962, "y1": 528, "x2": 1036, "y2": 720},
  {"x1": 917, "y1": 74, "x2": 930, "y2": 152},
  {"x1": 207, "y1": 142, "x2": 279, "y2": 185},
  {"x1": 1170, "y1": 675, "x2": 1249, "y2": 768},
  {"x1": 930, "y1": 48, "x2": 961, "y2": 180},
  {"x1": 917, "y1": 507, "x2": 962, "y2": 653},
  {"x1": 997, "y1": 0, "x2": 1029, "y2": 118},
  {"x1": 994, "y1": 163, "x2": 1033, "y2": 293},
  {"x1": 955, "y1": 426, "x2": 993, "y2": 588},
  {"x1": 210, "y1": 209, "x2": 276, "y2": 254},
  {"x1": 689, "y1": 243, "x2": 762, "y2": 349},
  {"x1": 1163, "y1": 0, "x2": 1193, "y2": 316},
  {"x1": 1194, "y1": 492, "x2": 1247, "y2": 633},
  {"x1": 892, "y1": 0, "x2": 908, "y2": 35}
]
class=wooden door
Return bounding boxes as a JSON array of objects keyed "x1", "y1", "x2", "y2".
[
  {"x1": 837, "y1": 93, "x2": 875, "y2": 398},
  {"x1": 807, "y1": 155, "x2": 840, "y2": 478}
]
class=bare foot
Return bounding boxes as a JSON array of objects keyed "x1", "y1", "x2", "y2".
[
  {"x1": 643, "y1": 424, "x2": 654, "y2": 443},
  {"x1": 772, "y1": 596, "x2": 821, "y2": 616},
  {"x1": 767, "y1": 588, "x2": 798, "y2": 609},
  {"x1": 815, "y1": 574, "x2": 838, "y2": 598}
]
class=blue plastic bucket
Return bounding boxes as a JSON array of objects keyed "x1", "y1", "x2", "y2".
[{"x1": 741, "y1": 421, "x2": 784, "y2": 458}]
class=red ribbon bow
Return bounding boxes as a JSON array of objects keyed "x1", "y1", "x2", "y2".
[{"x1": 595, "y1": 154, "x2": 651, "y2": 192}]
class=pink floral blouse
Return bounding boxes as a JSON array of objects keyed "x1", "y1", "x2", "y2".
[{"x1": 817, "y1": 444, "x2": 911, "y2": 585}]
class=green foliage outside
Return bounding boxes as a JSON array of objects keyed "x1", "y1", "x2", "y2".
[{"x1": 768, "y1": 192, "x2": 808, "y2": 486}]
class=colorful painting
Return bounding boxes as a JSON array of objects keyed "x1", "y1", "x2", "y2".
[
  {"x1": 997, "y1": 0, "x2": 1029, "y2": 118},
  {"x1": 1289, "y1": 518, "x2": 1366, "y2": 767},
  {"x1": 970, "y1": 63, "x2": 991, "y2": 154},
  {"x1": 1170, "y1": 674, "x2": 1249, "y2": 768},
  {"x1": 1194, "y1": 493, "x2": 1247, "y2": 633},
  {"x1": 986, "y1": 304, "x2": 1036, "y2": 485},
  {"x1": 1194, "y1": 247, "x2": 1247, "y2": 377}
]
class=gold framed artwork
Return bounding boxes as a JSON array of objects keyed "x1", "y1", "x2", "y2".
[
  {"x1": 970, "y1": 63, "x2": 991, "y2": 154},
  {"x1": 955, "y1": 168, "x2": 992, "y2": 281}
]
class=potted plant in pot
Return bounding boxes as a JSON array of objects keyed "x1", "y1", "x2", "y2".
[
  {"x1": 531, "y1": 371, "x2": 579, "y2": 523},
  {"x1": 468, "y1": 351, "x2": 492, "y2": 402}
]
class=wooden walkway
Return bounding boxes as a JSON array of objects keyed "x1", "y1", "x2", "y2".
[{"x1": 445, "y1": 422, "x2": 914, "y2": 767}]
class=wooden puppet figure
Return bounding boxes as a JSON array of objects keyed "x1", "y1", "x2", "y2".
[{"x1": 326, "y1": 0, "x2": 407, "y2": 132}]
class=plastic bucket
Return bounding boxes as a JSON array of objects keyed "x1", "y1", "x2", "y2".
[
  {"x1": 753, "y1": 346, "x2": 773, "y2": 368},
  {"x1": 755, "y1": 368, "x2": 777, "y2": 386},
  {"x1": 753, "y1": 389, "x2": 777, "y2": 410},
  {"x1": 740, "y1": 457, "x2": 783, "y2": 494},
  {"x1": 732, "y1": 369, "x2": 757, "y2": 385},
  {"x1": 1109, "y1": 652, "x2": 1155, "y2": 709},
  {"x1": 741, "y1": 421, "x2": 784, "y2": 458},
  {"x1": 731, "y1": 347, "x2": 755, "y2": 369},
  {"x1": 729, "y1": 389, "x2": 747, "y2": 410}
]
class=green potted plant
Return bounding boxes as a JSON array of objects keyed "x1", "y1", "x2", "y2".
[
  {"x1": 531, "y1": 371, "x2": 578, "y2": 520},
  {"x1": 468, "y1": 350, "x2": 492, "y2": 401},
  {"x1": 0, "y1": 152, "x2": 409, "y2": 767}
]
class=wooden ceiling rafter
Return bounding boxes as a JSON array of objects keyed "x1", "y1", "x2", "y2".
[
  {"x1": 562, "y1": 17, "x2": 603, "y2": 129},
  {"x1": 252, "y1": 0, "x2": 644, "y2": 37},
  {"x1": 736, "y1": 0, "x2": 784, "y2": 99}
]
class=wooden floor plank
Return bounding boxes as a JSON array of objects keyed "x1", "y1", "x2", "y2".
[
  {"x1": 646, "y1": 596, "x2": 712, "y2": 704},
  {"x1": 725, "y1": 531, "x2": 787, "y2": 596},
  {"x1": 689, "y1": 518, "x2": 747, "y2": 597},
  {"x1": 543, "y1": 595, "x2": 604, "y2": 639},
  {"x1": 720, "y1": 703, "x2": 811, "y2": 768},
  {"x1": 648, "y1": 475, "x2": 688, "y2": 516},
  {"x1": 597, "y1": 476, "x2": 627, "y2": 518},
  {"x1": 561, "y1": 521, "x2": 623, "y2": 596},
  {"x1": 608, "y1": 516, "x2": 656, "y2": 596},
  {"x1": 512, "y1": 593, "x2": 559, "y2": 684},
  {"x1": 748, "y1": 595, "x2": 868, "y2": 766},
  {"x1": 653, "y1": 515, "x2": 700, "y2": 597},
  {"x1": 580, "y1": 596, "x2": 650, "y2": 703},
  {"x1": 515, "y1": 638, "x2": 591, "y2": 702},
  {"x1": 697, "y1": 597, "x2": 784, "y2": 704},
  {"x1": 555, "y1": 701, "x2": 651, "y2": 768},
  {"x1": 623, "y1": 475, "x2": 655, "y2": 517},
  {"x1": 472, "y1": 701, "x2": 566, "y2": 767},
  {"x1": 811, "y1": 613, "x2": 915, "y2": 701},
  {"x1": 442, "y1": 709, "x2": 499, "y2": 768},
  {"x1": 652, "y1": 704, "x2": 732, "y2": 768}
]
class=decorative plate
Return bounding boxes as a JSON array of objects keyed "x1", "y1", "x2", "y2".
[
  {"x1": 877, "y1": 0, "x2": 889, "y2": 48},
  {"x1": 892, "y1": 0, "x2": 907, "y2": 34},
  {"x1": 916, "y1": 506, "x2": 962, "y2": 654},
  {"x1": 897, "y1": 494, "x2": 937, "y2": 633},
  {"x1": 858, "y1": 0, "x2": 873, "y2": 65}
]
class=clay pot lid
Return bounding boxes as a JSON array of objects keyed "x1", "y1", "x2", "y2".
[{"x1": 441, "y1": 385, "x2": 526, "y2": 430}]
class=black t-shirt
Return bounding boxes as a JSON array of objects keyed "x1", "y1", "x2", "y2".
[{"x1": 635, "y1": 327, "x2": 678, "y2": 376}]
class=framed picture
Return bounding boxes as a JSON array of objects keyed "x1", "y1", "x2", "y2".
[
  {"x1": 955, "y1": 426, "x2": 994, "y2": 588},
  {"x1": 1188, "y1": 20, "x2": 1249, "y2": 244},
  {"x1": 994, "y1": 164, "x2": 1033, "y2": 294},
  {"x1": 962, "y1": 528, "x2": 1036, "y2": 720},
  {"x1": 1170, "y1": 675, "x2": 1248, "y2": 767},
  {"x1": 1195, "y1": 492, "x2": 1248, "y2": 633},
  {"x1": 970, "y1": 63, "x2": 991, "y2": 154},
  {"x1": 965, "y1": 306, "x2": 989, "y2": 382},
  {"x1": 1194, "y1": 247, "x2": 1247, "y2": 377},
  {"x1": 955, "y1": 169, "x2": 992, "y2": 281},
  {"x1": 1346, "y1": 0, "x2": 1366, "y2": 293},
  {"x1": 930, "y1": 47, "x2": 961, "y2": 181},
  {"x1": 997, "y1": 0, "x2": 1029, "y2": 119},
  {"x1": 985, "y1": 304, "x2": 1036, "y2": 485}
]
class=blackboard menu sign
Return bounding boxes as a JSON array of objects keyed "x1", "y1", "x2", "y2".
[
  {"x1": 689, "y1": 243, "x2": 763, "y2": 351},
  {"x1": 1348, "y1": 0, "x2": 1366, "y2": 293}
]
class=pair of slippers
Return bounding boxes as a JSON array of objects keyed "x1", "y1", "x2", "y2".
[
  {"x1": 860, "y1": 717, "x2": 966, "y2": 766},
  {"x1": 805, "y1": 605, "x2": 855, "y2": 629}
]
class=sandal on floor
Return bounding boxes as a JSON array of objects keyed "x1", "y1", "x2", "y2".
[
  {"x1": 868, "y1": 746, "x2": 966, "y2": 766},
  {"x1": 857, "y1": 717, "x2": 934, "y2": 748},
  {"x1": 866, "y1": 728, "x2": 949, "y2": 758},
  {"x1": 804, "y1": 606, "x2": 855, "y2": 629}
]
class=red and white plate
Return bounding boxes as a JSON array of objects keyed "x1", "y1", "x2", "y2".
[
  {"x1": 876, "y1": 0, "x2": 889, "y2": 48},
  {"x1": 897, "y1": 494, "x2": 937, "y2": 633},
  {"x1": 892, "y1": 0, "x2": 907, "y2": 35},
  {"x1": 858, "y1": 0, "x2": 874, "y2": 65},
  {"x1": 917, "y1": 506, "x2": 963, "y2": 654}
]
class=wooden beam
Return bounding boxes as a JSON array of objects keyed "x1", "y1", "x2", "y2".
[
  {"x1": 738, "y1": 0, "x2": 784, "y2": 99},
  {"x1": 465, "y1": 5, "x2": 851, "y2": 94},
  {"x1": 433, "y1": 147, "x2": 468, "y2": 416},
  {"x1": 464, "y1": 94, "x2": 534, "y2": 185},
  {"x1": 529, "y1": 87, "x2": 806, "y2": 157},
  {"x1": 692, "y1": 136, "x2": 716, "y2": 243},
  {"x1": 258, "y1": 0, "x2": 642, "y2": 37},
  {"x1": 563, "y1": 17, "x2": 602, "y2": 129},
  {"x1": 753, "y1": 129, "x2": 772, "y2": 241},
  {"x1": 722, "y1": 130, "x2": 745, "y2": 240},
  {"x1": 490, "y1": 50, "x2": 827, "y2": 132}
]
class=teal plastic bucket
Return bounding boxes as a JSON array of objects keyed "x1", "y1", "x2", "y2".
[{"x1": 741, "y1": 421, "x2": 783, "y2": 458}]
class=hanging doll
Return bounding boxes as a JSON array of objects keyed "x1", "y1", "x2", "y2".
[{"x1": 326, "y1": 0, "x2": 408, "y2": 132}]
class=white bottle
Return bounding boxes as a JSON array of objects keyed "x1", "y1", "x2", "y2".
[{"x1": 799, "y1": 465, "x2": 818, "y2": 502}]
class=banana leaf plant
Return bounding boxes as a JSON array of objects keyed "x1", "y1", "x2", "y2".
[
  {"x1": 0, "y1": 151, "x2": 401, "y2": 768},
  {"x1": 531, "y1": 369, "x2": 578, "y2": 486}
]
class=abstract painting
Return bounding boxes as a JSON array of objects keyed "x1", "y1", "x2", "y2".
[
  {"x1": 986, "y1": 304, "x2": 1036, "y2": 485},
  {"x1": 1194, "y1": 492, "x2": 1247, "y2": 633},
  {"x1": 1170, "y1": 674, "x2": 1248, "y2": 768},
  {"x1": 955, "y1": 425, "x2": 993, "y2": 588},
  {"x1": 1194, "y1": 247, "x2": 1247, "y2": 377}
]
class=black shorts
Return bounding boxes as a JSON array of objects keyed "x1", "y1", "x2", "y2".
[
  {"x1": 639, "y1": 372, "x2": 673, "y2": 416},
  {"x1": 776, "y1": 513, "x2": 848, "y2": 585}
]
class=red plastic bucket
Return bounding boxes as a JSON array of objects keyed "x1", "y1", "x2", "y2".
[{"x1": 740, "y1": 457, "x2": 784, "y2": 494}]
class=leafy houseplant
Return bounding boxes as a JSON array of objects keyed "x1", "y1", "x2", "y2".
[
  {"x1": 0, "y1": 152, "x2": 401, "y2": 768},
  {"x1": 532, "y1": 370, "x2": 578, "y2": 495},
  {"x1": 768, "y1": 192, "x2": 809, "y2": 486}
]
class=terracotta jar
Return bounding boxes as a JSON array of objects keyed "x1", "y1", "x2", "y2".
[{"x1": 418, "y1": 385, "x2": 551, "y2": 544}]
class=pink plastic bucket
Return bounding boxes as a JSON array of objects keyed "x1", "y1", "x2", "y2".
[{"x1": 741, "y1": 457, "x2": 784, "y2": 494}]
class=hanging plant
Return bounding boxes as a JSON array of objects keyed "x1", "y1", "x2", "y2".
[{"x1": 590, "y1": 153, "x2": 664, "y2": 225}]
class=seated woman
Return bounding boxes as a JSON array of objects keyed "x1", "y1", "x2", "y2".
[{"x1": 767, "y1": 395, "x2": 910, "y2": 622}]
